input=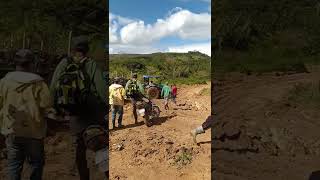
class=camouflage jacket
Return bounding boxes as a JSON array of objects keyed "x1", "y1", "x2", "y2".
[{"x1": 0, "y1": 71, "x2": 53, "y2": 139}]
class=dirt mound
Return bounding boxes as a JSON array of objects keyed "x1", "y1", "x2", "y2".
[
  {"x1": 213, "y1": 72, "x2": 320, "y2": 180},
  {"x1": 109, "y1": 84, "x2": 211, "y2": 180}
]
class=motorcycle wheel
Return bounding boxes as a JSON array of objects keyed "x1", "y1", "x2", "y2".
[
  {"x1": 144, "y1": 114, "x2": 152, "y2": 127},
  {"x1": 152, "y1": 106, "x2": 161, "y2": 118}
]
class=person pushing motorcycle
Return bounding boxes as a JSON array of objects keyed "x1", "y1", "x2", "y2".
[{"x1": 125, "y1": 73, "x2": 145, "y2": 124}]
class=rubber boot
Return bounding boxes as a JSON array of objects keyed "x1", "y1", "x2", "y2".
[{"x1": 190, "y1": 126, "x2": 205, "y2": 144}]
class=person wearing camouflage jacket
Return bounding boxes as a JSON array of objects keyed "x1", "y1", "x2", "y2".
[{"x1": 0, "y1": 49, "x2": 53, "y2": 180}]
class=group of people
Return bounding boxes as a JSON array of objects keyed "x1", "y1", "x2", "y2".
[
  {"x1": 161, "y1": 82, "x2": 177, "y2": 110},
  {"x1": 0, "y1": 36, "x2": 108, "y2": 180},
  {"x1": 109, "y1": 73, "x2": 178, "y2": 129},
  {"x1": 0, "y1": 35, "x2": 213, "y2": 180}
]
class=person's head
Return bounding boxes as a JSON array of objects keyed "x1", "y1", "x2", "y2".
[
  {"x1": 14, "y1": 49, "x2": 35, "y2": 72},
  {"x1": 114, "y1": 77, "x2": 120, "y2": 84},
  {"x1": 71, "y1": 36, "x2": 89, "y2": 62},
  {"x1": 150, "y1": 81, "x2": 153, "y2": 83},
  {"x1": 132, "y1": 73, "x2": 137, "y2": 80}
]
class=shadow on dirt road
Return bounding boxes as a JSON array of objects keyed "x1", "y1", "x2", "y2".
[
  {"x1": 197, "y1": 141, "x2": 211, "y2": 145},
  {"x1": 110, "y1": 121, "x2": 145, "y2": 132},
  {"x1": 151, "y1": 114, "x2": 177, "y2": 126}
]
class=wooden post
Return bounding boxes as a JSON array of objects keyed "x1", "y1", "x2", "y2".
[
  {"x1": 22, "y1": 31, "x2": 26, "y2": 49},
  {"x1": 40, "y1": 39, "x2": 43, "y2": 51},
  {"x1": 10, "y1": 34, "x2": 13, "y2": 49},
  {"x1": 68, "y1": 30, "x2": 72, "y2": 56},
  {"x1": 27, "y1": 38, "x2": 30, "y2": 49}
]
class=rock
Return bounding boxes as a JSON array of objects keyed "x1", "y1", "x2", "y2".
[
  {"x1": 165, "y1": 140, "x2": 174, "y2": 145},
  {"x1": 116, "y1": 143, "x2": 124, "y2": 151}
]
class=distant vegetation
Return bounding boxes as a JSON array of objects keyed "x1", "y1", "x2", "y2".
[
  {"x1": 0, "y1": 0, "x2": 107, "y2": 66},
  {"x1": 213, "y1": 0, "x2": 320, "y2": 75},
  {"x1": 109, "y1": 51, "x2": 211, "y2": 85}
]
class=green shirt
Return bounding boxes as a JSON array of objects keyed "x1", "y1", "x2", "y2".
[{"x1": 161, "y1": 85, "x2": 171, "y2": 98}]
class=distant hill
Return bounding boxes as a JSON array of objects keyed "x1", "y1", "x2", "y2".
[{"x1": 109, "y1": 51, "x2": 211, "y2": 84}]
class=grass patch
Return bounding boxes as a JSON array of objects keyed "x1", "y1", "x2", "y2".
[
  {"x1": 169, "y1": 77, "x2": 209, "y2": 85},
  {"x1": 213, "y1": 47, "x2": 318, "y2": 76},
  {"x1": 174, "y1": 150, "x2": 193, "y2": 168},
  {"x1": 199, "y1": 87, "x2": 211, "y2": 96},
  {"x1": 174, "y1": 147, "x2": 192, "y2": 168},
  {"x1": 287, "y1": 82, "x2": 320, "y2": 108}
]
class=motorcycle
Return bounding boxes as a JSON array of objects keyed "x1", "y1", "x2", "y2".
[
  {"x1": 136, "y1": 97, "x2": 160, "y2": 127},
  {"x1": 82, "y1": 125, "x2": 108, "y2": 177}
]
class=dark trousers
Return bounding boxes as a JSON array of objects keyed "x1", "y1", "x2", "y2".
[
  {"x1": 130, "y1": 98, "x2": 138, "y2": 122},
  {"x1": 6, "y1": 135, "x2": 45, "y2": 180},
  {"x1": 202, "y1": 115, "x2": 213, "y2": 130}
]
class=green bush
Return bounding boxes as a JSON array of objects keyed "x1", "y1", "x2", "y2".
[{"x1": 110, "y1": 52, "x2": 211, "y2": 85}]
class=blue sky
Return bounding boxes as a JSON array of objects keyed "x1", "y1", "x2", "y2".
[{"x1": 109, "y1": 0, "x2": 211, "y2": 56}]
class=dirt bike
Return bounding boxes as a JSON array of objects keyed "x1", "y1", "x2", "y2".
[
  {"x1": 136, "y1": 97, "x2": 160, "y2": 127},
  {"x1": 82, "y1": 125, "x2": 108, "y2": 176}
]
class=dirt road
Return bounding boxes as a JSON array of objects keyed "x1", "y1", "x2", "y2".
[
  {"x1": 109, "y1": 83, "x2": 211, "y2": 180},
  {"x1": 0, "y1": 83, "x2": 210, "y2": 180},
  {"x1": 212, "y1": 69, "x2": 320, "y2": 180}
]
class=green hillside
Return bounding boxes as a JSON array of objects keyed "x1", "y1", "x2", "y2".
[{"x1": 109, "y1": 51, "x2": 211, "y2": 85}]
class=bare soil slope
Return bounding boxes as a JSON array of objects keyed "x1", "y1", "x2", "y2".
[
  {"x1": 213, "y1": 70, "x2": 320, "y2": 180},
  {"x1": 109, "y1": 83, "x2": 211, "y2": 180}
]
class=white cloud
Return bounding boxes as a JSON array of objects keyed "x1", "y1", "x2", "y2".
[
  {"x1": 109, "y1": 8, "x2": 211, "y2": 54},
  {"x1": 110, "y1": 9, "x2": 210, "y2": 45},
  {"x1": 167, "y1": 42, "x2": 211, "y2": 56},
  {"x1": 109, "y1": 44, "x2": 161, "y2": 54},
  {"x1": 109, "y1": 13, "x2": 136, "y2": 44}
]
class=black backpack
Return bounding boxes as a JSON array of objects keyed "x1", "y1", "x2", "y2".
[{"x1": 55, "y1": 57, "x2": 94, "y2": 114}]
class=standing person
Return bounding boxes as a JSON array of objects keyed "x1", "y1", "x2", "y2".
[
  {"x1": 125, "y1": 73, "x2": 144, "y2": 124},
  {"x1": 171, "y1": 84, "x2": 177, "y2": 104},
  {"x1": 109, "y1": 77, "x2": 126, "y2": 129},
  {"x1": 50, "y1": 36, "x2": 107, "y2": 180},
  {"x1": 190, "y1": 115, "x2": 213, "y2": 143},
  {"x1": 161, "y1": 82, "x2": 171, "y2": 110},
  {"x1": 0, "y1": 49, "x2": 54, "y2": 180}
]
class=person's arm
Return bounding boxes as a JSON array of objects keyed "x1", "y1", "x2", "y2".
[
  {"x1": 108, "y1": 86, "x2": 112, "y2": 100},
  {"x1": 138, "y1": 81, "x2": 144, "y2": 94},
  {"x1": 38, "y1": 82, "x2": 54, "y2": 115},
  {"x1": 161, "y1": 87, "x2": 164, "y2": 97},
  {"x1": 49, "y1": 59, "x2": 67, "y2": 96},
  {"x1": 121, "y1": 87, "x2": 126, "y2": 97},
  {"x1": 90, "y1": 61, "x2": 107, "y2": 104},
  {"x1": 125, "y1": 80, "x2": 131, "y2": 91}
]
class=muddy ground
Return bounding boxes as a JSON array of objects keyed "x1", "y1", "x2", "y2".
[
  {"x1": 212, "y1": 68, "x2": 320, "y2": 180},
  {"x1": 0, "y1": 129, "x2": 106, "y2": 180},
  {"x1": 109, "y1": 83, "x2": 211, "y2": 180},
  {"x1": 0, "y1": 83, "x2": 211, "y2": 180}
]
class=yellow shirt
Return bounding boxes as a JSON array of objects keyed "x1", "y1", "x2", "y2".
[{"x1": 109, "y1": 84, "x2": 126, "y2": 106}]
